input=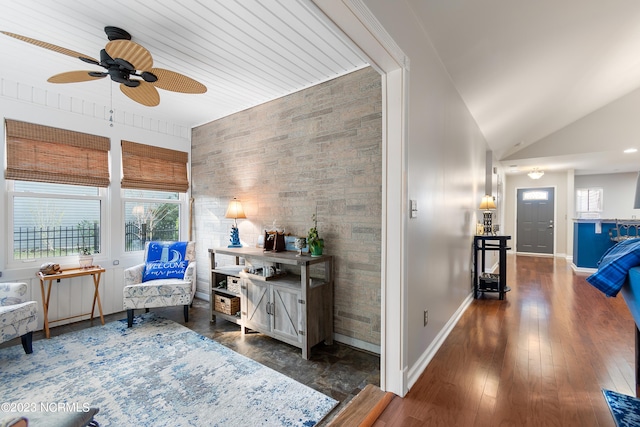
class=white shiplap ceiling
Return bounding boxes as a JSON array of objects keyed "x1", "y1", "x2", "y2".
[{"x1": 0, "y1": 0, "x2": 369, "y2": 129}]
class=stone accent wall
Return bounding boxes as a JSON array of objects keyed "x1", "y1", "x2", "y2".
[{"x1": 191, "y1": 67, "x2": 382, "y2": 348}]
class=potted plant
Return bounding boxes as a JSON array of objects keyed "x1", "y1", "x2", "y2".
[
  {"x1": 307, "y1": 213, "x2": 324, "y2": 257},
  {"x1": 77, "y1": 245, "x2": 94, "y2": 268}
]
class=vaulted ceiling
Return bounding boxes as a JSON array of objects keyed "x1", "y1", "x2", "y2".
[
  {"x1": 2, "y1": 0, "x2": 640, "y2": 176},
  {"x1": 410, "y1": 0, "x2": 640, "y2": 176}
]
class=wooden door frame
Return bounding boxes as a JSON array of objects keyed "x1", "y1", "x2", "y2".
[{"x1": 513, "y1": 185, "x2": 558, "y2": 256}]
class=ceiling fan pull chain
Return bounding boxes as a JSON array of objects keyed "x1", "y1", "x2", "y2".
[{"x1": 109, "y1": 82, "x2": 114, "y2": 128}]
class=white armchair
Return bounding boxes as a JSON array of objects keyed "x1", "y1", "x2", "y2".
[
  {"x1": 123, "y1": 241, "x2": 196, "y2": 327},
  {"x1": 0, "y1": 282, "x2": 38, "y2": 354}
]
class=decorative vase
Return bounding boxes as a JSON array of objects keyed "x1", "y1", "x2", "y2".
[
  {"x1": 78, "y1": 255, "x2": 93, "y2": 268},
  {"x1": 294, "y1": 237, "x2": 307, "y2": 257},
  {"x1": 309, "y1": 239, "x2": 324, "y2": 257}
]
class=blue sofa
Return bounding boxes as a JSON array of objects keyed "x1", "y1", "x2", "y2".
[{"x1": 621, "y1": 267, "x2": 640, "y2": 397}]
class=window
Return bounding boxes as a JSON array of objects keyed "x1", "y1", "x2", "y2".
[
  {"x1": 5, "y1": 120, "x2": 110, "y2": 263},
  {"x1": 576, "y1": 188, "x2": 603, "y2": 217},
  {"x1": 121, "y1": 140, "x2": 189, "y2": 252},
  {"x1": 10, "y1": 181, "x2": 104, "y2": 261},
  {"x1": 123, "y1": 190, "x2": 182, "y2": 252},
  {"x1": 522, "y1": 190, "x2": 549, "y2": 201}
]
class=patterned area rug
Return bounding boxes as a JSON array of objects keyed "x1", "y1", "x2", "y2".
[
  {"x1": 603, "y1": 389, "x2": 640, "y2": 427},
  {"x1": 0, "y1": 313, "x2": 337, "y2": 426}
]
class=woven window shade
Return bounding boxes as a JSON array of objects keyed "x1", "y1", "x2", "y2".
[
  {"x1": 121, "y1": 140, "x2": 189, "y2": 192},
  {"x1": 5, "y1": 119, "x2": 110, "y2": 187}
]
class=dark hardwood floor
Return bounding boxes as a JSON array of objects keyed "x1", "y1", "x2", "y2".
[{"x1": 375, "y1": 255, "x2": 634, "y2": 426}]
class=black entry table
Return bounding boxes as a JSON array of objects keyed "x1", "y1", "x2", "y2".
[{"x1": 473, "y1": 235, "x2": 511, "y2": 299}]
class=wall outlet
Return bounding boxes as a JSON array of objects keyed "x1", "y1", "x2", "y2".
[{"x1": 423, "y1": 309, "x2": 428, "y2": 327}]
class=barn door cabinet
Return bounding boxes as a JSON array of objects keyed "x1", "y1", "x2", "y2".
[
  {"x1": 209, "y1": 247, "x2": 333, "y2": 360},
  {"x1": 242, "y1": 276, "x2": 303, "y2": 346}
]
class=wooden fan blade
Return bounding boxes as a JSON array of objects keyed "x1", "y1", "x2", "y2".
[
  {"x1": 105, "y1": 40, "x2": 153, "y2": 70},
  {"x1": 1, "y1": 31, "x2": 98, "y2": 63},
  {"x1": 120, "y1": 81, "x2": 159, "y2": 106},
  {"x1": 47, "y1": 71, "x2": 106, "y2": 84},
  {"x1": 150, "y1": 68, "x2": 207, "y2": 94}
]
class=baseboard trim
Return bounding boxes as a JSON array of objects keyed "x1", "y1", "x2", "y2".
[
  {"x1": 516, "y1": 251, "x2": 554, "y2": 258},
  {"x1": 334, "y1": 332, "x2": 381, "y2": 355},
  {"x1": 571, "y1": 264, "x2": 596, "y2": 274},
  {"x1": 406, "y1": 293, "x2": 473, "y2": 390}
]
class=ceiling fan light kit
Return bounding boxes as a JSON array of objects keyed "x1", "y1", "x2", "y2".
[{"x1": 1, "y1": 26, "x2": 206, "y2": 107}]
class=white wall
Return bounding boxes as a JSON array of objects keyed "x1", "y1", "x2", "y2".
[
  {"x1": 575, "y1": 172, "x2": 638, "y2": 219},
  {"x1": 0, "y1": 82, "x2": 191, "y2": 330},
  {"x1": 360, "y1": 0, "x2": 487, "y2": 375}
]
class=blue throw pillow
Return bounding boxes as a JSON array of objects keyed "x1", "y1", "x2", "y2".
[
  {"x1": 146, "y1": 241, "x2": 188, "y2": 262},
  {"x1": 142, "y1": 241, "x2": 190, "y2": 282}
]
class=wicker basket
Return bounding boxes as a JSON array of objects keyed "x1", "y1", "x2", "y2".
[
  {"x1": 214, "y1": 294, "x2": 240, "y2": 315},
  {"x1": 227, "y1": 277, "x2": 242, "y2": 295}
]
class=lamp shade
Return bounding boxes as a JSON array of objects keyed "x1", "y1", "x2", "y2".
[
  {"x1": 225, "y1": 198, "x2": 247, "y2": 219},
  {"x1": 479, "y1": 195, "x2": 496, "y2": 210}
]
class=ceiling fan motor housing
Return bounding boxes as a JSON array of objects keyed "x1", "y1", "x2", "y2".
[{"x1": 104, "y1": 26, "x2": 131, "y2": 41}]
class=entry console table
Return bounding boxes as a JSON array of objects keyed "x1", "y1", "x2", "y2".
[
  {"x1": 209, "y1": 247, "x2": 333, "y2": 359},
  {"x1": 37, "y1": 266, "x2": 105, "y2": 338},
  {"x1": 473, "y1": 235, "x2": 511, "y2": 300}
]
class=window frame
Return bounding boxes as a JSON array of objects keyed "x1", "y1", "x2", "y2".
[
  {"x1": 576, "y1": 187, "x2": 604, "y2": 217},
  {"x1": 7, "y1": 180, "x2": 108, "y2": 268},
  {"x1": 122, "y1": 189, "x2": 186, "y2": 254}
]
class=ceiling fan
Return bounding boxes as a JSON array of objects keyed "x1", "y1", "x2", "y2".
[{"x1": 0, "y1": 26, "x2": 207, "y2": 107}]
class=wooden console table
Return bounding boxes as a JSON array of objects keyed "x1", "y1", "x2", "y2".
[
  {"x1": 209, "y1": 247, "x2": 333, "y2": 359},
  {"x1": 37, "y1": 266, "x2": 106, "y2": 338}
]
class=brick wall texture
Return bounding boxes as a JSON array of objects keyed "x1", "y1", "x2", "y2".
[{"x1": 191, "y1": 67, "x2": 382, "y2": 347}]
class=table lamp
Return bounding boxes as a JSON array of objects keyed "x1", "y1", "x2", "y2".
[
  {"x1": 479, "y1": 195, "x2": 496, "y2": 235},
  {"x1": 225, "y1": 197, "x2": 246, "y2": 248}
]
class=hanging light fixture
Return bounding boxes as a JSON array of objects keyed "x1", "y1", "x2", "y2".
[{"x1": 528, "y1": 168, "x2": 544, "y2": 179}]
